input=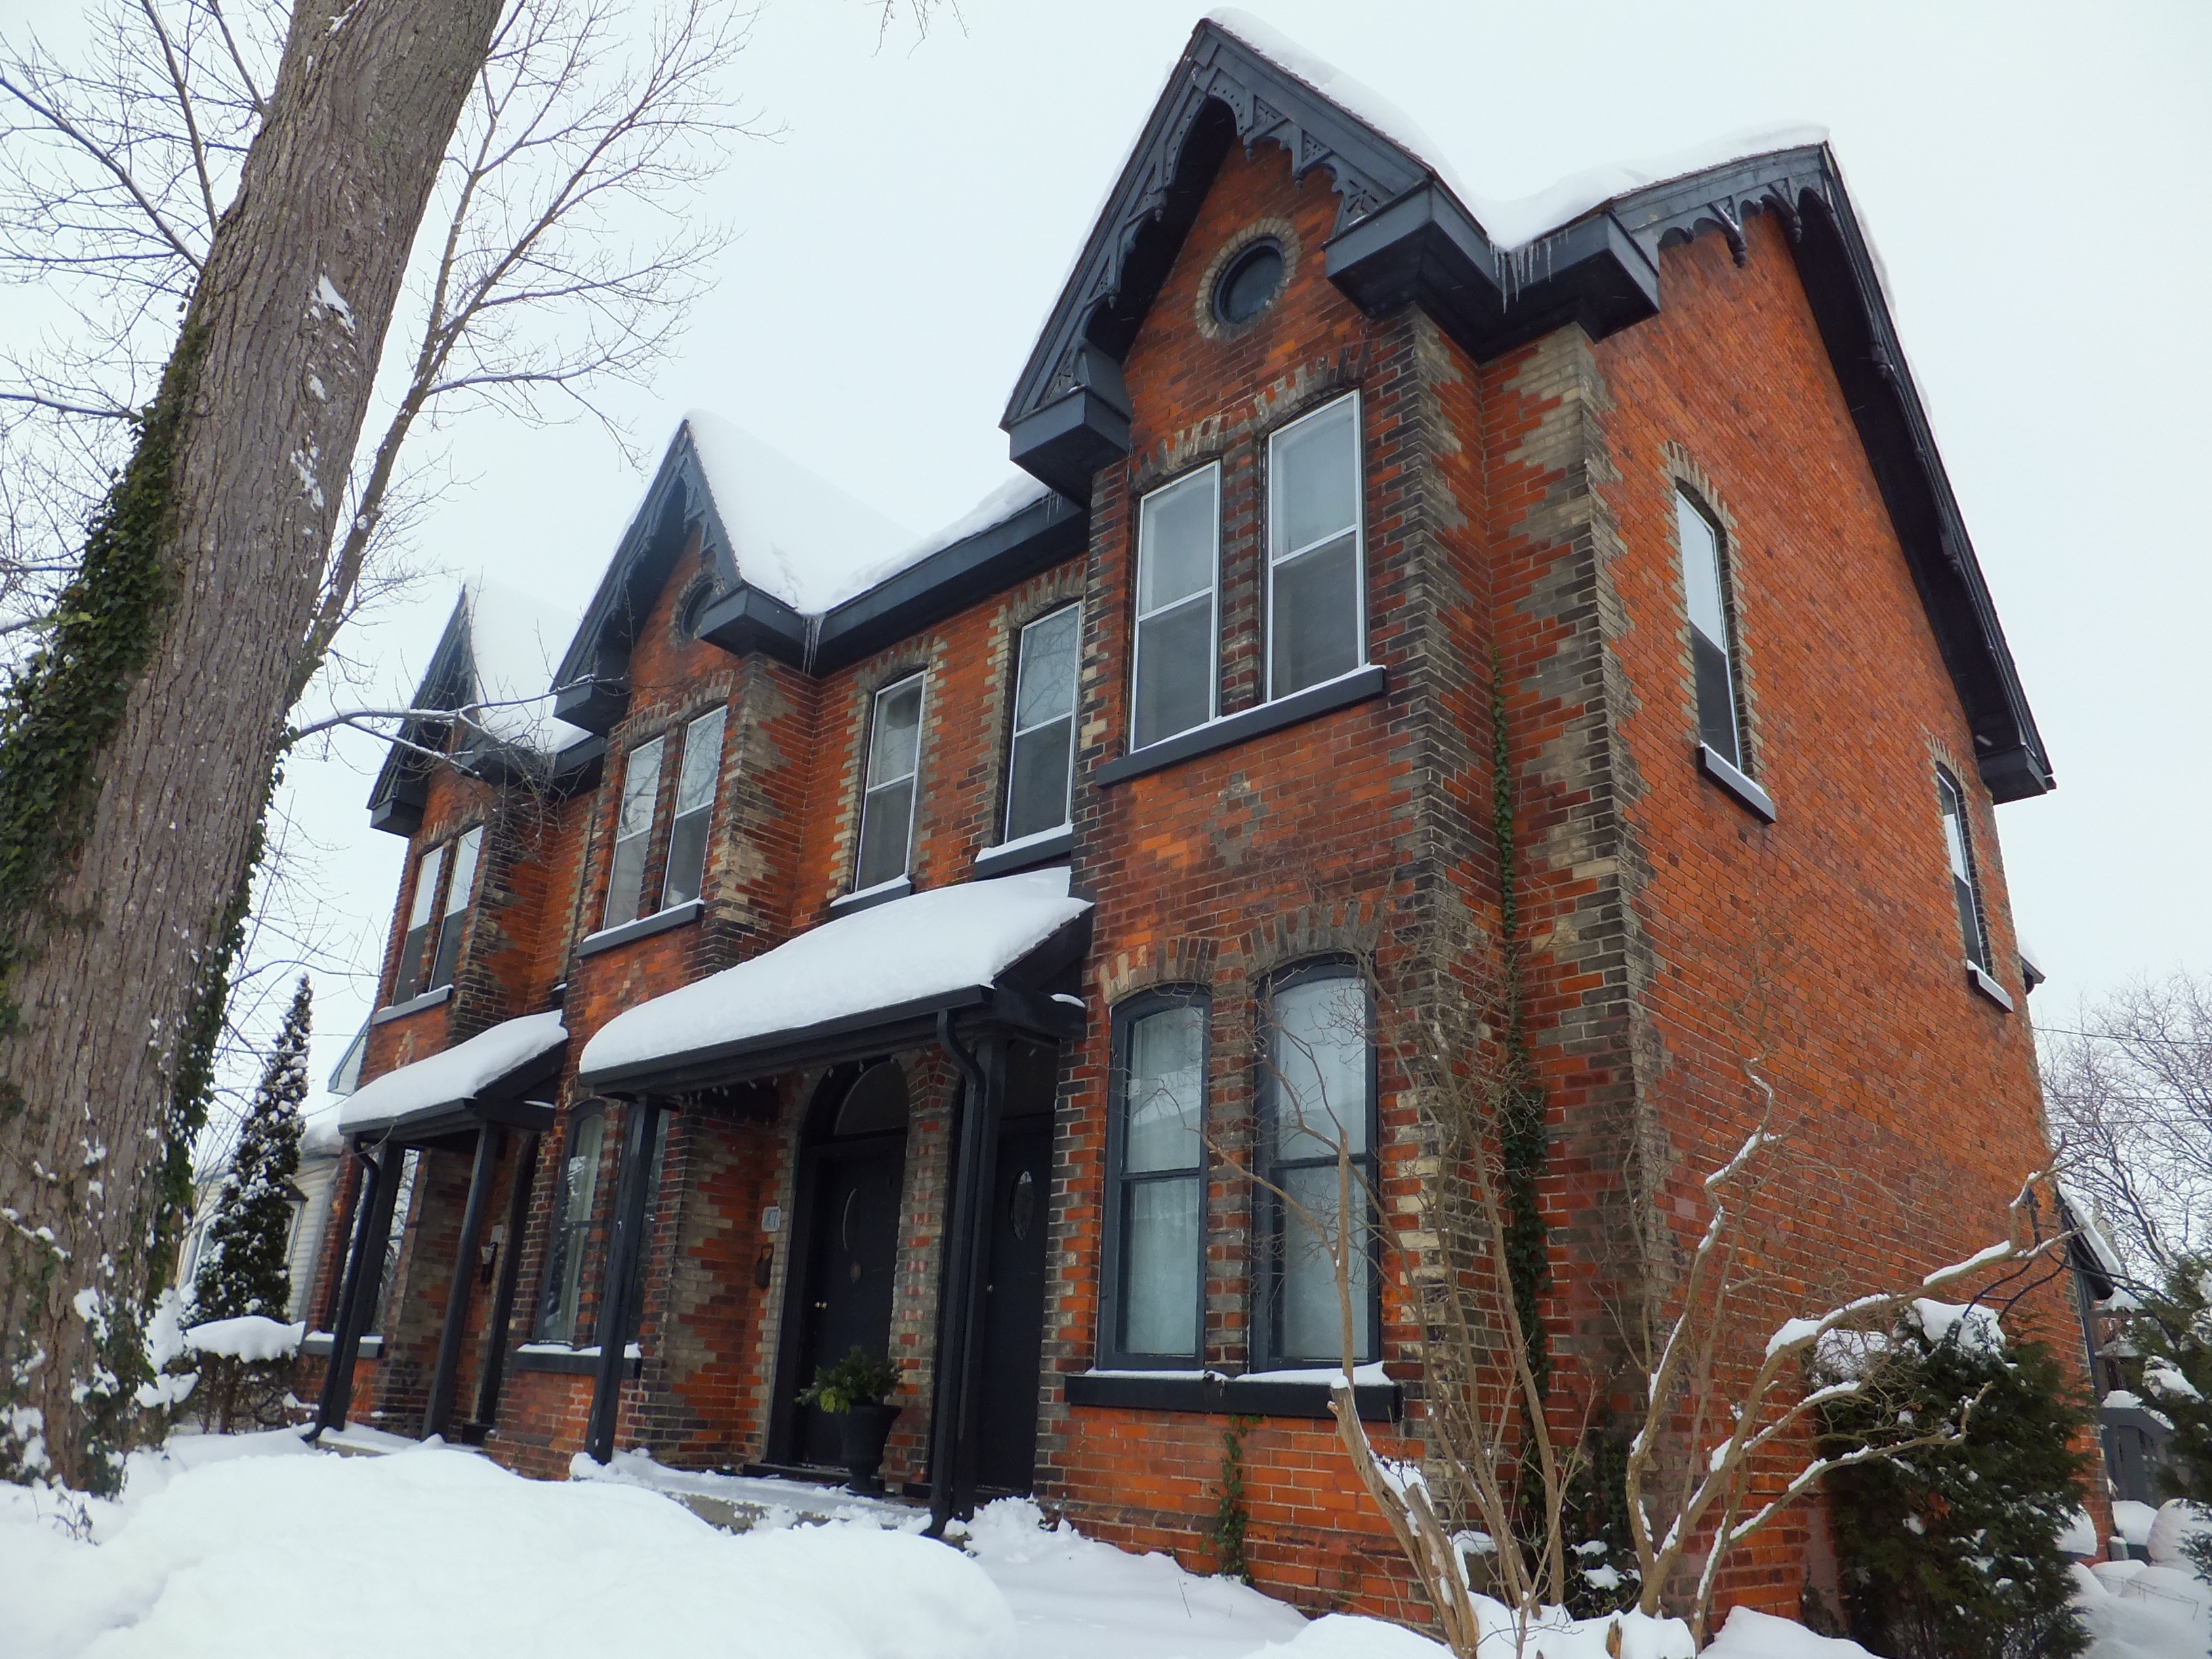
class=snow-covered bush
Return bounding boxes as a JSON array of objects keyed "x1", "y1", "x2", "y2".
[
  {"x1": 2127, "y1": 1253, "x2": 2212, "y2": 1580},
  {"x1": 1816, "y1": 1303, "x2": 2091, "y2": 1657},
  {"x1": 186, "y1": 978, "x2": 309, "y2": 1431}
]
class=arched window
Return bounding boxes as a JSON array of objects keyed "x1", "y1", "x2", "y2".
[
  {"x1": 1258, "y1": 964, "x2": 1378, "y2": 1365},
  {"x1": 1101, "y1": 989, "x2": 1208, "y2": 1366}
]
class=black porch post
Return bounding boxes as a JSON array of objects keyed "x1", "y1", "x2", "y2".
[
  {"x1": 471, "y1": 1129, "x2": 541, "y2": 1433},
  {"x1": 584, "y1": 1099, "x2": 662, "y2": 1465},
  {"x1": 312, "y1": 1139, "x2": 400, "y2": 1437},
  {"x1": 424, "y1": 1126, "x2": 501, "y2": 1439},
  {"x1": 929, "y1": 1016, "x2": 1006, "y2": 1535}
]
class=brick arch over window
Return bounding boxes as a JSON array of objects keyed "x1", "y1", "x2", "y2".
[
  {"x1": 1239, "y1": 900, "x2": 1383, "y2": 985},
  {"x1": 1099, "y1": 937, "x2": 1218, "y2": 1007}
]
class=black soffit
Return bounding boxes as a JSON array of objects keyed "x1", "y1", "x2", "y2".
[{"x1": 998, "y1": 20, "x2": 2049, "y2": 800}]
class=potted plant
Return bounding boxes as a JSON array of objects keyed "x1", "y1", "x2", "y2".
[{"x1": 799, "y1": 1347, "x2": 903, "y2": 1494}]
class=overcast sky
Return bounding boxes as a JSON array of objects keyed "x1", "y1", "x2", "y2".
[{"x1": 7, "y1": 0, "x2": 2209, "y2": 1115}]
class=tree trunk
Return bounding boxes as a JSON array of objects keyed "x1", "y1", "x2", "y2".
[{"x1": 0, "y1": 0, "x2": 500, "y2": 1491}]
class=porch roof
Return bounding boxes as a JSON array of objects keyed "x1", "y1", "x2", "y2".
[
  {"x1": 577, "y1": 869, "x2": 1091, "y2": 1095},
  {"x1": 340, "y1": 1010, "x2": 567, "y2": 1144}
]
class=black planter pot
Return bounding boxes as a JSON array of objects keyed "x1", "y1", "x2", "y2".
[{"x1": 837, "y1": 1401, "x2": 901, "y2": 1494}]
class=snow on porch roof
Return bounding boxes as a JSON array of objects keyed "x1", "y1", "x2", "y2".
[
  {"x1": 578, "y1": 869, "x2": 1091, "y2": 1092},
  {"x1": 340, "y1": 1011, "x2": 568, "y2": 1142}
]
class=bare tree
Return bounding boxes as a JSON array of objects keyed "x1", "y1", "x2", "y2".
[
  {"x1": 1187, "y1": 909, "x2": 2072, "y2": 1654},
  {"x1": 2042, "y1": 970, "x2": 2212, "y2": 1275}
]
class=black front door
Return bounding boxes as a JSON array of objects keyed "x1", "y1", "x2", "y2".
[
  {"x1": 973, "y1": 1121, "x2": 1050, "y2": 1493},
  {"x1": 796, "y1": 1147, "x2": 904, "y2": 1466}
]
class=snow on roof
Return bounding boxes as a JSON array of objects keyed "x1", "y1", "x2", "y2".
[
  {"x1": 581, "y1": 869, "x2": 1090, "y2": 1082},
  {"x1": 339, "y1": 1011, "x2": 567, "y2": 1137},
  {"x1": 2057, "y1": 1181, "x2": 2134, "y2": 1287},
  {"x1": 462, "y1": 581, "x2": 593, "y2": 753},
  {"x1": 682, "y1": 411, "x2": 920, "y2": 615},
  {"x1": 299, "y1": 1101, "x2": 347, "y2": 1159},
  {"x1": 1206, "y1": 10, "x2": 1827, "y2": 251},
  {"x1": 893, "y1": 473, "x2": 1052, "y2": 570}
]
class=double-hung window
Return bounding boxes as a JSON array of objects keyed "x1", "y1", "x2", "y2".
[
  {"x1": 603, "y1": 737, "x2": 665, "y2": 929},
  {"x1": 661, "y1": 707, "x2": 726, "y2": 908},
  {"x1": 426, "y1": 826, "x2": 483, "y2": 991},
  {"x1": 1261, "y1": 968, "x2": 1378, "y2": 1364},
  {"x1": 855, "y1": 674, "x2": 924, "y2": 890},
  {"x1": 1105, "y1": 994, "x2": 1207, "y2": 1364},
  {"x1": 537, "y1": 1108, "x2": 605, "y2": 1345},
  {"x1": 393, "y1": 842, "x2": 446, "y2": 1002},
  {"x1": 1676, "y1": 488, "x2": 1744, "y2": 769},
  {"x1": 1267, "y1": 393, "x2": 1365, "y2": 698},
  {"x1": 1005, "y1": 605, "x2": 1080, "y2": 842},
  {"x1": 1131, "y1": 466, "x2": 1219, "y2": 750},
  {"x1": 1936, "y1": 769, "x2": 1990, "y2": 972}
]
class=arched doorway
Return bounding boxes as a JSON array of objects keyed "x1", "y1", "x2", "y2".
[{"x1": 790, "y1": 1061, "x2": 909, "y2": 1468}]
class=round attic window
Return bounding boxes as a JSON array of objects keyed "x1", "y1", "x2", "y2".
[{"x1": 1214, "y1": 241, "x2": 1286, "y2": 325}]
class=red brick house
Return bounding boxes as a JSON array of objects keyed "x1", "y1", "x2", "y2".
[{"x1": 301, "y1": 15, "x2": 2085, "y2": 1623}]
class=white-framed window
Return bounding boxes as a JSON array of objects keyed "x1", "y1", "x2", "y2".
[
  {"x1": 604, "y1": 736, "x2": 665, "y2": 929},
  {"x1": 661, "y1": 705, "x2": 727, "y2": 909},
  {"x1": 392, "y1": 840, "x2": 446, "y2": 1002},
  {"x1": 855, "y1": 673, "x2": 925, "y2": 890},
  {"x1": 1267, "y1": 392, "x2": 1366, "y2": 699},
  {"x1": 1130, "y1": 464, "x2": 1220, "y2": 751},
  {"x1": 427, "y1": 825, "x2": 483, "y2": 991},
  {"x1": 1676, "y1": 487, "x2": 1744, "y2": 769},
  {"x1": 1005, "y1": 605, "x2": 1081, "y2": 842},
  {"x1": 1936, "y1": 768, "x2": 1990, "y2": 971}
]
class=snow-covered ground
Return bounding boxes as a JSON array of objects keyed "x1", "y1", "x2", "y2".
[{"x1": 0, "y1": 1431, "x2": 2203, "y2": 1659}]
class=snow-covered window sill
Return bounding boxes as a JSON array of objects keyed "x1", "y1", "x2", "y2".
[
  {"x1": 1697, "y1": 743, "x2": 1776, "y2": 824},
  {"x1": 830, "y1": 875, "x2": 912, "y2": 916},
  {"x1": 510, "y1": 1341, "x2": 642, "y2": 1378},
  {"x1": 371, "y1": 984, "x2": 453, "y2": 1026},
  {"x1": 1966, "y1": 960, "x2": 2015, "y2": 1013},
  {"x1": 972, "y1": 824, "x2": 1073, "y2": 879},
  {"x1": 578, "y1": 899, "x2": 703, "y2": 959},
  {"x1": 1096, "y1": 664, "x2": 1387, "y2": 787},
  {"x1": 1064, "y1": 1365, "x2": 1399, "y2": 1422}
]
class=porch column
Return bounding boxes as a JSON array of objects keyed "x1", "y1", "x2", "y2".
[
  {"x1": 929, "y1": 1017, "x2": 1006, "y2": 1534},
  {"x1": 584, "y1": 1099, "x2": 663, "y2": 1464},
  {"x1": 312, "y1": 1139, "x2": 401, "y2": 1437},
  {"x1": 424, "y1": 1126, "x2": 501, "y2": 1439},
  {"x1": 471, "y1": 1129, "x2": 541, "y2": 1433}
]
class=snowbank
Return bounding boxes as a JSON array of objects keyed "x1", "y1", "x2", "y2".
[
  {"x1": 183, "y1": 1315, "x2": 304, "y2": 1363},
  {"x1": 0, "y1": 1436, "x2": 1012, "y2": 1659},
  {"x1": 581, "y1": 869, "x2": 1090, "y2": 1082},
  {"x1": 338, "y1": 1010, "x2": 565, "y2": 1136}
]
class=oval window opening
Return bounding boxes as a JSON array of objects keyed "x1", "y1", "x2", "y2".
[
  {"x1": 1216, "y1": 241, "x2": 1285, "y2": 325},
  {"x1": 1009, "y1": 1168, "x2": 1036, "y2": 1242}
]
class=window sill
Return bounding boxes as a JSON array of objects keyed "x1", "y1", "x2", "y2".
[
  {"x1": 371, "y1": 984, "x2": 453, "y2": 1025},
  {"x1": 1966, "y1": 961, "x2": 2015, "y2": 1013},
  {"x1": 577, "y1": 899, "x2": 703, "y2": 958},
  {"x1": 301, "y1": 1332, "x2": 383, "y2": 1358},
  {"x1": 1096, "y1": 664, "x2": 1389, "y2": 787},
  {"x1": 830, "y1": 876, "x2": 912, "y2": 916},
  {"x1": 1063, "y1": 1366, "x2": 1399, "y2": 1422},
  {"x1": 510, "y1": 1342, "x2": 642, "y2": 1378},
  {"x1": 973, "y1": 825, "x2": 1073, "y2": 878},
  {"x1": 1698, "y1": 743, "x2": 1776, "y2": 823}
]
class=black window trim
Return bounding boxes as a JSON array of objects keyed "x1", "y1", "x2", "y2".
[
  {"x1": 603, "y1": 733, "x2": 668, "y2": 930},
  {"x1": 1936, "y1": 764, "x2": 2009, "y2": 1011},
  {"x1": 1254, "y1": 958, "x2": 1381, "y2": 1370},
  {"x1": 659, "y1": 702, "x2": 730, "y2": 912},
  {"x1": 1099, "y1": 985, "x2": 1212, "y2": 1372}
]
